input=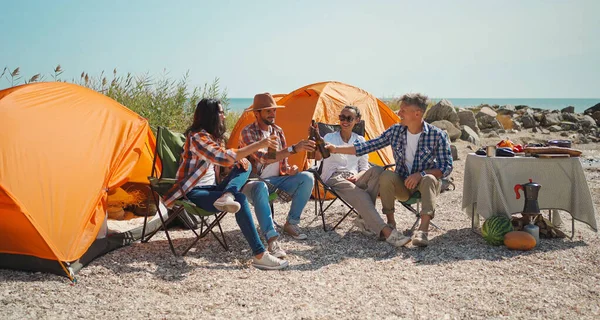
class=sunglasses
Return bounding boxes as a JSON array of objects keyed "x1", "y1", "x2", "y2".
[{"x1": 338, "y1": 115, "x2": 355, "y2": 122}]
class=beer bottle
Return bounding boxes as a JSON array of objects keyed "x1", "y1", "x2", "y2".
[
  {"x1": 267, "y1": 134, "x2": 277, "y2": 159},
  {"x1": 312, "y1": 120, "x2": 330, "y2": 159}
]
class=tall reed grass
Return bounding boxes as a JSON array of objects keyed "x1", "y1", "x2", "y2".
[{"x1": 1, "y1": 65, "x2": 232, "y2": 133}]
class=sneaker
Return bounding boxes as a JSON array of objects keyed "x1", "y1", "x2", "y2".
[
  {"x1": 412, "y1": 230, "x2": 429, "y2": 247},
  {"x1": 253, "y1": 252, "x2": 289, "y2": 270},
  {"x1": 352, "y1": 217, "x2": 376, "y2": 237},
  {"x1": 386, "y1": 229, "x2": 412, "y2": 247},
  {"x1": 213, "y1": 193, "x2": 241, "y2": 213},
  {"x1": 268, "y1": 240, "x2": 287, "y2": 259},
  {"x1": 283, "y1": 223, "x2": 308, "y2": 240}
]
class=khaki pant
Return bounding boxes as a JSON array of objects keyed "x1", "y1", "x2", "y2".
[
  {"x1": 379, "y1": 170, "x2": 441, "y2": 218},
  {"x1": 326, "y1": 166, "x2": 387, "y2": 235}
]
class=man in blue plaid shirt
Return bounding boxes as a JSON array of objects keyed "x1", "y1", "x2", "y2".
[{"x1": 327, "y1": 93, "x2": 453, "y2": 247}]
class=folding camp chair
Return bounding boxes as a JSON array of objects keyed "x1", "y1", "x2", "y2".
[
  {"x1": 308, "y1": 121, "x2": 366, "y2": 231},
  {"x1": 382, "y1": 164, "x2": 451, "y2": 235},
  {"x1": 141, "y1": 126, "x2": 229, "y2": 256}
]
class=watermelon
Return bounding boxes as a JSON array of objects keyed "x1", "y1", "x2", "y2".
[{"x1": 482, "y1": 215, "x2": 514, "y2": 246}]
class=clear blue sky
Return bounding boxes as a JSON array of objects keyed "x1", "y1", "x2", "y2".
[{"x1": 1, "y1": 0, "x2": 598, "y2": 98}]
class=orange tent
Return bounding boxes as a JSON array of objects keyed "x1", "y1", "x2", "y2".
[
  {"x1": 0, "y1": 82, "x2": 158, "y2": 278},
  {"x1": 227, "y1": 81, "x2": 400, "y2": 169}
]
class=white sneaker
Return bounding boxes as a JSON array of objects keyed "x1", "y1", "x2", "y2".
[
  {"x1": 253, "y1": 252, "x2": 289, "y2": 270},
  {"x1": 213, "y1": 193, "x2": 241, "y2": 213},
  {"x1": 268, "y1": 240, "x2": 287, "y2": 259},
  {"x1": 412, "y1": 230, "x2": 429, "y2": 247},
  {"x1": 386, "y1": 229, "x2": 411, "y2": 247},
  {"x1": 352, "y1": 217, "x2": 376, "y2": 237}
]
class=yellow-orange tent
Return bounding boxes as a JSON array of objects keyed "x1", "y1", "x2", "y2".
[
  {"x1": 0, "y1": 82, "x2": 158, "y2": 278},
  {"x1": 227, "y1": 81, "x2": 400, "y2": 169}
]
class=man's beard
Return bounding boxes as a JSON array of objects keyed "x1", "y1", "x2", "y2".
[{"x1": 262, "y1": 117, "x2": 274, "y2": 126}]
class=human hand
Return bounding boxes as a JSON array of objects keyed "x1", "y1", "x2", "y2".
[
  {"x1": 236, "y1": 158, "x2": 250, "y2": 171},
  {"x1": 288, "y1": 165, "x2": 299, "y2": 176},
  {"x1": 294, "y1": 139, "x2": 316, "y2": 152},
  {"x1": 404, "y1": 172, "x2": 422, "y2": 190},
  {"x1": 325, "y1": 143, "x2": 336, "y2": 154},
  {"x1": 261, "y1": 135, "x2": 279, "y2": 150},
  {"x1": 346, "y1": 175, "x2": 358, "y2": 183}
]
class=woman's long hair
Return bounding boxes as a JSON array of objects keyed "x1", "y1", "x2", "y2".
[{"x1": 185, "y1": 98, "x2": 226, "y2": 140}]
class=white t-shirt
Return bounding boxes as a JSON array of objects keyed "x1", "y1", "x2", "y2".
[
  {"x1": 260, "y1": 129, "x2": 280, "y2": 178},
  {"x1": 404, "y1": 131, "x2": 422, "y2": 173},
  {"x1": 196, "y1": 163, "x2": 216, "y2": 187},
  {"x1": 321, "y1": 131, "x2": 369, "y2": 182}
]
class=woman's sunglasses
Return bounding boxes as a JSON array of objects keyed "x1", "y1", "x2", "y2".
[{"x1": 338, "y1": 115, "x2": 355, "y2": 122}]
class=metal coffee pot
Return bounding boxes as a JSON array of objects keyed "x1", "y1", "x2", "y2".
[{"x1": 514, "y1": 179, "x2": 541, "y2": 215}]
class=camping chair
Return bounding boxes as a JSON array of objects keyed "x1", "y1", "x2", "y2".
[
  {"x1": 382, "y1": 164, "x2": 454, "y2": 235},
  {"x1": 141, "y1": 126, "x2": 229, "y2": 256},
  {"x1": 308, "y1": 121, "x2": 366, "y2": 231}
]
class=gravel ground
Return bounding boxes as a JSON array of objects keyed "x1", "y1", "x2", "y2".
[{"x1": 1, "y1": 133, "x2": 599, "y2": 319}]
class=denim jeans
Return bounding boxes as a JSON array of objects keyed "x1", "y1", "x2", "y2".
[
  {"x1": 242, "y1": 181, "x2": 279, "y2": 241},
  {"x1": 264, "y1": 171, "x2": 314, "y2": 225},
  {"x1": 186, "y1": 165, "x2": 266, "y2": 256}
]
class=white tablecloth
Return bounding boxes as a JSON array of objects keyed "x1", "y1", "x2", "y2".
[{"x1": 462, "y1": 154, "x2": 597, "y2": 231}]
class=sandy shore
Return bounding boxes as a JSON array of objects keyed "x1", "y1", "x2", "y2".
[{"x1": 1, "y1": 131, "x2": 599, "y2": 319}]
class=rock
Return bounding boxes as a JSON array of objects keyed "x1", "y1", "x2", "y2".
[
  {"x1": 457, "y1": 109, "x2": 479, "y2": 133},
  {"x1": 460, "y1": 125, "x2": 480, "y2": 145},
  {"x1": 561, "y1": 112, "x2": 580, "y2": 123},
  {"x1": 425, "y1": 99, "x2": 460, "y2": 126},
  {"x1": 431, "y1": 120, "x2": 461, "y2": 142},
  {"x1": 476, "y1": 107, "x2": 503, "y2": 130},
  {"x1": 539, "y1": 127, "x2": 551, "y2": 134},
  {"x1": 560, "y1": 121, "x2": 579, "y2": 131},
  {"x1": 533, "y1": 112, "x2": 544, "y2": 122},
  {"x1": 450, "y1": 145, "x2": 459, "y2": 160},
  {"x1": 542, "y1": 112, "x2": 562, "y2": 126},
  {"x1": 513, "y1": 120, "x2": 522, "y2": 130},
  {"x1": 584, "y1": 102, "x2": 600, "y2": 115},
  {"x1": 497, "y1": 105, "x2": 516, "y2": 115},
  {"x1": 515, "y1": 105, "x2": 529, "y2": 110},
  {"x1": 560, "y1": 132, "x2": 570, "y2": 137},
  {"x1": 580, "y1": 115, "x2": 598, "y2": 128},
  {"x1": 486, "y1": 132, "x2": 500, "y2": 138},
  {"x1": 520, "y1": 114, "x2": 537, "y2": 128},
  {"x1": 592, "y1": 111, "x2": 600, "y2": 125},
  {"x1": 561, "y1": 106, "x2": 575, "y2": 113}
]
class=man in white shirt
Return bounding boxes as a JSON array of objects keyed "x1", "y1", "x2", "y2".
[{"x1": 320, "y1": 106, "x2": 412, "y2": 247}]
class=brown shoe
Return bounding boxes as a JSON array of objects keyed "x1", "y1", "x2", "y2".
[{"x1": 283, "y1": 222, "x2": 307, "y2": 240}]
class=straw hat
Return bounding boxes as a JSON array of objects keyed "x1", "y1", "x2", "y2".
[{"x1": 247, "y1": 92, "x2": 285, "y2": 112}]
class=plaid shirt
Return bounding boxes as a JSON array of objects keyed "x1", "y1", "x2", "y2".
[
  {"x1": 163, "y1": 130, "x2": 237, "y2": 208},
  {"x1": 354, "y1": 122, "x2": 453, "y2": 179},
  {"x1": 239, "y1": 121, "x2": 290, "y2": 176}
]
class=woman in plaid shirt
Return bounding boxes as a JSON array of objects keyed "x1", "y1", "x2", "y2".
[{"x1": 164, "y1": 99, "x2": 288, "y2": 270}]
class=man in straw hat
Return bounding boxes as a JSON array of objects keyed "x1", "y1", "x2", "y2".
[{"x1": 239, "y1": 92, "x2": 316, "y2": 241}]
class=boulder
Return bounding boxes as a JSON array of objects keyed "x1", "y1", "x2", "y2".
[
  {"x1": 591, "y1": 111, "x2": 600, "y2": 125},
  {"x1": 512, "y1": 120, "x2": 522, "y2": 130},
  {"x1": 460, "y1": 125, "x2": 480, "y2": 145},
  {"x1": 515, "y1": 105, "x2": 529, "y2": 110},
  {"x1": 561, "y1": 106, "x2": 575, "y2": 113},
  {"x1": 497, "y1": 104, "x2": 516, "y2": 115},
  {"x1": 457, "y1": 109, "x2": 479, "y2": 133},
  {"x1": 584, "y1": 102, "x2": 600, "y2": 115},
  {"x1": 560, "y1": 121, "x2": 579, "y2": 131},
  {"x1": 520, "y1": 114, "x2": 537, "y2": 128},
  {"x1": 542, "y1": 112, "x2": 562, "y2": 126},
  {"x1": 425, "y1": 99, "x2": 460, "y2": 126},
  {"x1": 430, "y1": 120, "x2": 461, "y2": 142},
  {"x1": 450, "y1": 145, "x2": 459, "y2": 160},
  {"x1": 533, "y1": 112, "x2": 544, "y2": 122},
  {"x1": 476, "y1": 107, "x2": 503, "y2": 130},
  {"x1": 579, "y1": 115, "x2": 598, "y2": 128},
  {"x1": 561, "y1": 112, "x2": 580, "y2": 123}
]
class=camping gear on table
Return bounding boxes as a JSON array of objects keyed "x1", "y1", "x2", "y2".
[
  {"x1": 547, "y1": 139, "x2": 572, "y2": 148},
  {"x1": 523, "y1": 146, "x2": 582, "y2": 157}
]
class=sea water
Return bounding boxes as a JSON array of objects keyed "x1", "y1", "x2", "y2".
[{"x1": 226, "y1": 97, "x2": 599, "y2": 113}]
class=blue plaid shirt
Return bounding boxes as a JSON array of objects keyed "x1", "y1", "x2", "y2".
[{"x1": 354, "y1": 122, "x2": 453, "y2": 179}]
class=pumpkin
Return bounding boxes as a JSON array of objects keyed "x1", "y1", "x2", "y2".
[{"x1": 504, "y1": 231, "x2": 536, "y2": 251}]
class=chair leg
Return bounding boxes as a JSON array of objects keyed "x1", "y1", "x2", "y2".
[
  {"x1": 143, "y1": 206, "x2": 185, "y2": 256},
  {"x1": 181, "y1": 212, "x2": 229, "y2": 256}
]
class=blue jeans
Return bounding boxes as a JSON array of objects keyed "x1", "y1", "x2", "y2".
[
  {"x1": 264, "y1": 172, "x2": 314, "y2": 225},
  {"x1": 242, "y1": 181, "x2": 279, "y2": 241},
  {"x1": 186, "y1": 165, "x2": 266, "y2": 256}
]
